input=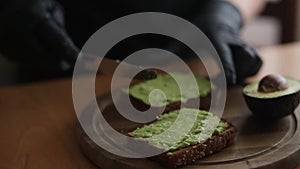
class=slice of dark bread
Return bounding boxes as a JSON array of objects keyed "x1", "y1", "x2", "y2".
[
  {"x1": 150, "y1": 120, "x2": 237, "y2": 168},
  {"x1": 128, "y1": 73, "x2": 212, "y2": 113},
  {"x1": 128, "y1": 112, "x2": 237, "y2": 168},
  {"x1": 129, "y1": 94, "x2": 211, "y2": 113}
]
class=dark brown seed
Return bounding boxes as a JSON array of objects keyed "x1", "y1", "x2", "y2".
[{"x1": 258, "y1": 74, "x2": 289, "y2": 93}]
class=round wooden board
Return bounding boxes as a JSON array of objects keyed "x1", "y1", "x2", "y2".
[{"x1": 77, "y1": 87, "x2": 300, "y2": 169}]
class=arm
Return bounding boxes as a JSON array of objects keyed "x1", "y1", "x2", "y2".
[{"x1": 227, "y1": 0, "x2": 268, "y2": 22}]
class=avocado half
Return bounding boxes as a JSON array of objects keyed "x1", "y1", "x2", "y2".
[{"x1": 243, "y1": 78, "x2": 300, "y2": 119}]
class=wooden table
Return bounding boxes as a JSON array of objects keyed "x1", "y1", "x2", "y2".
[{"x1": 0, "y1": 42, "x2": 299, "y2": 169}]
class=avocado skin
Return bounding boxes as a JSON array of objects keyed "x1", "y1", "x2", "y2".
[{"x1": 243, "y1": 90, "x2": 300, "y2": 119}]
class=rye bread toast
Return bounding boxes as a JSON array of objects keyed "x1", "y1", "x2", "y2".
[
  {"x1": 151, "y1": 119, "x2": 237, "y2": 168},
  {"x1": 128, "y1": 73, "x2": 212, "y2": 112},
  {"x1": 128, "y1": 109, "x2": 237, "y2": 168},
  {"x1": 129, "y1": 94, "x2": 211, "y2": 113}
]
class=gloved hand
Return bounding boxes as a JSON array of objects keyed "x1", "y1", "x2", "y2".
[
  {"x1": 193, "y1": 1, "x2": 263, "y2": 85},
  {"x1": 0, "y1": 0, "x2": 78, "y2": 69}
]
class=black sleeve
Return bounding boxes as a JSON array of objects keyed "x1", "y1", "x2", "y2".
[{"x1": 0, "y1": 0, "x2": 78, "y2": 66}]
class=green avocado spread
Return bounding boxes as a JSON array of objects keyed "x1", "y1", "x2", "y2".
[
  {"x1": 129, "y1": 73, "x2": 212, "y2": 107},
  {"x1": 130, "y1": 108, "x2": 228, "y2": 151},
  {"x1": 243, "y1": 78, "x2": 300, "y2": 98}
]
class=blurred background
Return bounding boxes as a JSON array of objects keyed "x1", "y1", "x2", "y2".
[
  {"x1": 242, "y1": 0, "x2": 300, "y2": 47},
  {"x1": 0, "y1": 0, "x2": 299, "y2": 86}
]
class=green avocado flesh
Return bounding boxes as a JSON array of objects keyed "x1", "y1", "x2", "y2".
[
  {"x1": 243, "y1": 78, "x2": 300, "y2": 98},
  {"x1": 129, "y1": 73, "x2": 212, "y2": 107},
  {"x1": 130, "y1": 108, "x2": 228, "y2": 151}
]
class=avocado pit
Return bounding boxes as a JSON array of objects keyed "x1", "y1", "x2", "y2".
[{"x1": 258, "y1": 74, "x2": 289, "y2": 93}]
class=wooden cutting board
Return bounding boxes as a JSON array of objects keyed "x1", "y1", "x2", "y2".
[{"x1": 77, "y1": 87, "x2": 300, "y2": 169}]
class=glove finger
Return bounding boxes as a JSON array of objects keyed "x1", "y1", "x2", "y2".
[
  {"x1": 230, "y1": 43, "x2": 263, "y2": 81},
  {"x1": 166, "y1": 38, "x2": 237, "y2": 85},
  {"x1": 213, "y1": 41, "x2": 237, "y2": 85},
  {"x1": 35, "y1": 18, "x2": 79, "y2": 65},
  {"x1": 48, "y1": 0, "x2": 65, "y2": 27}
]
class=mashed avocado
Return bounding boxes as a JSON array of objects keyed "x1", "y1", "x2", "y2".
[
  {"x1": 130, "y1": 108, "x2": 228, "y2": 151},
  {"x1": 129, "y1": 73, "x2": 212, "y2": 107}
]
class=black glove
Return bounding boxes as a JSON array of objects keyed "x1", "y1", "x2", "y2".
[
  {"x1": 0, "y1": 0, "x2": 78, "y2": 69},
  {"x1": 192, "y1": 1, "x2": 263, "y2": 85}
]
